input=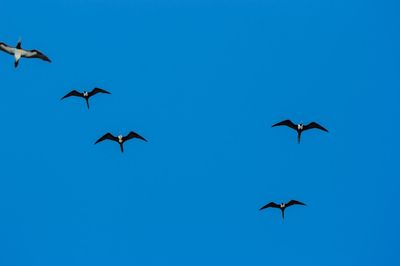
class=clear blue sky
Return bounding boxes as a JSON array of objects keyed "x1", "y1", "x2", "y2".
[{"x1": 0, "y1": 0, "x2": 399, "y2": 265}]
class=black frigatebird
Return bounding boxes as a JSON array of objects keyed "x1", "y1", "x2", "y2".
[
  {"x1": 272, "y1": 119, "x2": 328, "y2": 143},
  {"x1": 260, "y1": 200, "x2": 306, "y2": 220},
  {"x1": 95, "y1": 131, "x2": 147, "y2": 153},
  {"x1": 61, "y1": 88, "x2": 111, "y2": 109}
]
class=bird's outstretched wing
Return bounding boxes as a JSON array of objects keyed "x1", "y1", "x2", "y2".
[
  {"x1": 61, "y1": 90, "x2": 83, "y2": 100},
  {"x1": 89, "y1": 88, "x2": 111, "y2": 97},
  {"x1": 272, "y1": 119, "x2": 297, "y2": 130},
  {"x1": 259, "y1": 202, "x2": 280, "y2": 210},
  {"x1": 95, "y1": 133, "x2": 118, "y2": 144},
  {"x1": 0, "y1": 42, "x2": 14, "y2": 55},
  {"x1": 23, "y1": 49, "x2": 51, "y2": 62},
  {"x1": 124, "y1": 131, "x2": 147, "y2": 142},
  {"x1": 285, "y1": 200, "x2": 306, "y2": 207},
  {"x1": 303, "y1": 122, "x2": 328, "y2": 132}
]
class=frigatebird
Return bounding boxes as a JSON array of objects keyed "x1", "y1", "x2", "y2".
[
  {"x1": 260, "y1": 200, "x2": 306, "y2": 220},
  {"x1": 272, "y1": 119, "x2": 328, "y2": 143},
  {"x1": 61, "y1": 88, "x2": 111, "y2": 109},
  {"x1": 95, "y1": 131, "x2": 147, "y2": 152},
  {"x1": 0, "y1": 40, "x2": 51, "y2": 68}
]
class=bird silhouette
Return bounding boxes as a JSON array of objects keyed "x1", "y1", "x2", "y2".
[
  {"x1": 61, "y1": 88, "x2": 110, "y2": 109},
  {"x1": 260, "y1": 200, "x2": 306, "y2": 220},
  {"x1": 95, "y1": 131, "x2": 147, "y2": 153},
  {"x1": 272, "y1": 119, "x2": 328, "y2": 143},
  {"x1": 0, "y1": 40, "x2": 51, "y2": 68}
]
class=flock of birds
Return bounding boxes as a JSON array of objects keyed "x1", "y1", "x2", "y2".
[
  {"x1": 0, "y1": 40, "x2": 148, "y2": 153},
  {"x1": 0, "y1": 39, "x2": 329, "y2": 221}
]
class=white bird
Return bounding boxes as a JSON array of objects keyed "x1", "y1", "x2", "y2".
[{"x1": 0, "y1": 40, "x2": 51, "y2": 68}]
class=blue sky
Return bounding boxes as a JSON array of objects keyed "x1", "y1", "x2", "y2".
[{"x1": 0, "y1": 0, "x2": 399, "y2": 265}]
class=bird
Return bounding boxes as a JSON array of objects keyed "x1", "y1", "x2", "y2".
[
  {"x1": 0, "y1": 40, "x2": 51, "y2": 68},
  {"x1": 95, "y1": 131, "x2": 147, "y2": 153},
  {"x1": 61, "y1": 88, "x2": 111, "y2": 109},
  {"x1": 259, "y1": 200, "x2": 306, "y2": 220},
  {"x1": 272, "y1": 119, "x2": 328, "y2": 143}
]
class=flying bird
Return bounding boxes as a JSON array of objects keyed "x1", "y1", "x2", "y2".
[
  {"x1": 260, "y1": 200, "x2": 306, "y2": 220},
  {"x1": 272, "y1": 119, "x2": 328, "y2": 143},
  {"x1": 0, "y1": 40, "x2": 51, "y2": 68},
  {"x1": 95, "y1": 131, "x2": 147, "y2": 153},
  {"x1": 61, "y1": 88, "x2": 111, "y2": 109}
]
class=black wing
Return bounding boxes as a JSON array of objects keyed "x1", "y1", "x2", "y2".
[
  {"x1": 0, "y1": 42, "x2": 14, "y2": 55},
  {"x1": 89, "y1": 87, "x2": 111, "y2": 97},
  {"x1": 285, "y1": 200, "x2": 306, "y2": 207},
  {"x1": 25, "y1": 49, "x2": 51, "y2": 62},
  {"x1": 95, "y1": 133, "x2": 118, "y2": 144},
  {"x1": 303, "y1": 122, "x2": 328, "y2": 132},
  {"x1": 272, "y1": 119, "x2": 297, "y2": 130},
  {"x1": 124, "y1": 131, "x2": 147, "y2": 142},
  {"x1": 259, "y1": 202, "x2": 280, "y2": 210},
  {"x1": 61, "y1": 90, "x2": 83, "y2": 100}
]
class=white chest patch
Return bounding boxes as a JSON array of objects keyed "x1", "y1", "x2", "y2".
[
  {"x1": 298, "y1": 124, "x2": 303, "y2": 130},
  {"x1": 14, "y1": 49, "x2": 22, "y2": 60}
]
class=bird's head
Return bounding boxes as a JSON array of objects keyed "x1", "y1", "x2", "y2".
[{"x1": 16, "y1": 37, "x2": 22, "y2": 48}]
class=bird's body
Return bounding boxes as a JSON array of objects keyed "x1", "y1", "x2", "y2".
[
  {"x1": 297, "y1": 124, "x2": 303, "y2": 131},
  {"x1": 14, "y1": 49, "x2": 22, "y2": 63},
  {"x1": 272, "y1": 119, "x2": 328, "y2": 143},
  {"x1": 95, "y1": 131, "x2": 147, "y2": 153},
  {"x1": 0, "y1": 41, "x2": 51, "y2": 68},
  {"x1": 61, "y1": 88, "x2": 111, "y2": 109},
  {"x1": 260, "y1": 200, "x2": 306, "y2": 220}
]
